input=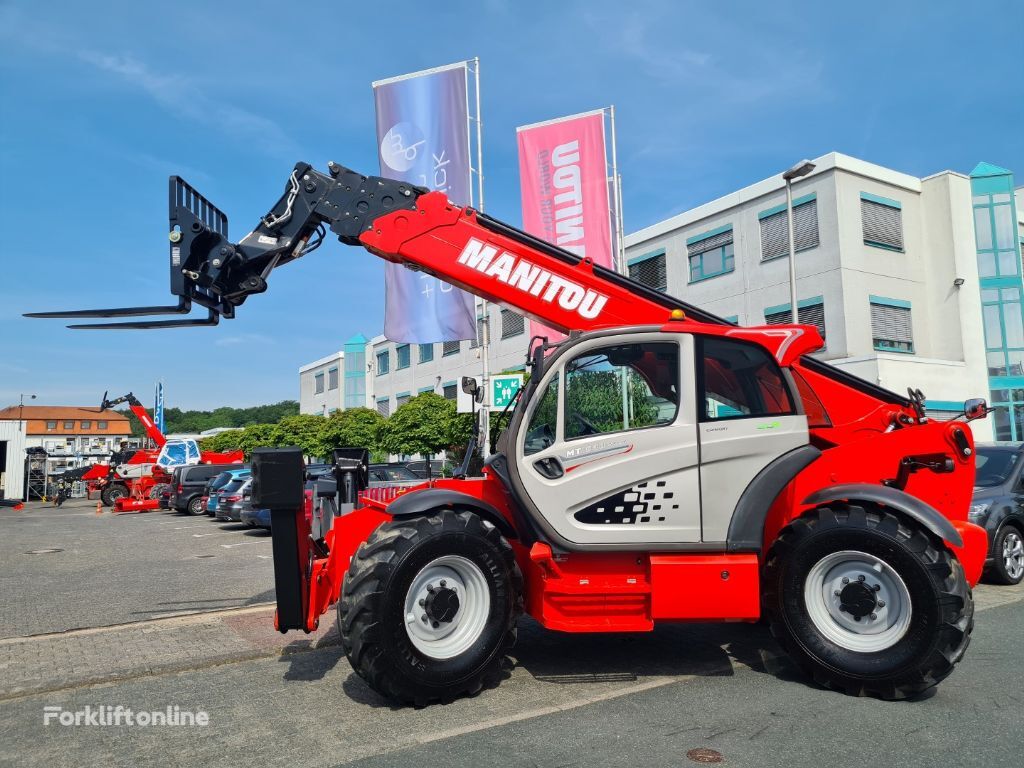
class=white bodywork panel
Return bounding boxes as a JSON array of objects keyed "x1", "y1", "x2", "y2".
[
  {"x1": 697, "y1": 415, "x2": 808, "y2": 542},
  {"x1": 516, "y1": 333, "x2": 703, "y2": 545}
]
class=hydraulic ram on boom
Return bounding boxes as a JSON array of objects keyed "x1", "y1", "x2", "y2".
[{"x1": 28, "y1": 161, "x2": 989, "y2": 707}]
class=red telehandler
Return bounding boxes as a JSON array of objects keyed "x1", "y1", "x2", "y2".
[
  {"x1": 81, "y1": 391, "x2": 242, "y2": 509},
  {"x1": 30, "y1": 162, "x2": 990, "y2": 704}
]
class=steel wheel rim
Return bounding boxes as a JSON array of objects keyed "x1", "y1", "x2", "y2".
[
  {"x1": 404, "y1": 555, "x2": 491, "y2": 660},
  {"x1": 803, "y1": 550, "x2": 912, "y2": 653},
  {"x1": 1003, "y1": 531, "x2": 1024, "y2": 579}
]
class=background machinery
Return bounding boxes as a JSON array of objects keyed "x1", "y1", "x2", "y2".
[
  {"x1": 80, "y1": 391, "x2": 242, "y2": 510},
  {"x1": 30, "y1": 162, "x2": 990, "y2": 704}
]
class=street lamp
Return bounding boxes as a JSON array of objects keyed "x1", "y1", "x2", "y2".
[
  {"x1": 782, "y1": 160, "x2": 816, "y2": 323},
  {"x1": 19, "y1": 393, "x2": 36, "y2": 431}
]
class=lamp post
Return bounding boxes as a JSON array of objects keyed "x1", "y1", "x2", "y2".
[
  {"x1": 782, "y1": 160, "x2": 816, "y2": 323},
  {"x1": 19, "y1": 393, "x2": 36, "y2": 431}
]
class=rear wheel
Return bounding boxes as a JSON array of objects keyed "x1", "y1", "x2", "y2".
[
  {"x1": 339, "y1": 510, "x2": 523, "y2": 706},
  {"x1": 988, "y1": 526, "x2": 1024, "y2": 585},
  {"x1": 100, "y1": 483, "x2": 128, "y2": 507},
  {"x1": 187, "y1": 496, "x2": 204, "y2": 516},
  {"x1": 763, "y1": 503, "x2": 973, "y2": 700}
]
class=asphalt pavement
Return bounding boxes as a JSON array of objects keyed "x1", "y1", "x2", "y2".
[{"x1": 1, "y1": 498, "x2": 1022, "y2": 768}]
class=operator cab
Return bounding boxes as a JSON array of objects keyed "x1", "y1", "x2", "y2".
[{"x1": 156, "y1": 438, "x2": 203, "y2": 469}]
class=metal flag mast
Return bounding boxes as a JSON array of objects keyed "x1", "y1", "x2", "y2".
[{"x1": 467, "y1": 57, "x2": 491, "y2": 457}]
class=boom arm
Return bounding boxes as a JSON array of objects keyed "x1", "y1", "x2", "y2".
[
  {"x1": 100, "y1": 391, "x2": 167, "y2": 448},
  {"x1": 28, "y1": 162, "x2": 911, "y2": 413}
]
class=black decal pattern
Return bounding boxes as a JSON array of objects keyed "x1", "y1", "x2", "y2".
[{"x1": 573, "y1": 478, "x2": 687, "y2": 525}]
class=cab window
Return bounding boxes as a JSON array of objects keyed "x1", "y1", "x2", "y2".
[
  {"x1": 700, "y1": 337, "x2": 794, "y2": 421},
  {"x1": 564, "y1": 342, "x2": 679, "y2": 440},
  {"x1": 524, "y1": 374, "x2": 559, "y2": 456}
]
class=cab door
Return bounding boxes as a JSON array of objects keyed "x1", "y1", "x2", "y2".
[
  {"x1": 514, "y1": 332, "x2": 702, "y2": 546},
  {"x1": 696, "y1": 335, "x2": 809, "y2": 542}
]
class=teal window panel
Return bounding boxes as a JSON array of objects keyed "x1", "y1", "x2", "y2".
[
  {"x1": 757, "y1": 192, "x2": 817, "y2": 220},
  {"x1": 396, "y1": 344, "x2": 410, "y2": 370},
  {"x1": 860, "y1": 191, "x2": 902, "y2": 209}
]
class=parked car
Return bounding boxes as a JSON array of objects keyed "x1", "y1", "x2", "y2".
[
  {"x1": 403, "y1": 459, "x2": 455, "y2": 479},
  {"x1": 369, "y1": 463, "x2": 422, "y2": 484},
  {"x1": 169, "y1": 464, "x2": 243, "y2": 515},
  {"x1": 215, "y1": 475, "x2": 252, "y2": 522},
  {"x1": 970, "y1": 442, "x2": 1024, "y2": 584},
  {"x1": 241, "y1": 505, "x2": 270, "y2": 529},
  {"x1": 205, "y1": 469, "x2": 248, "y2": 516}
]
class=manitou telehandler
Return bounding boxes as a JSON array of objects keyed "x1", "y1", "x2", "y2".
[
  {"x1": 81, "y1": 391, "x2": 242, "y2": 508},
  {"x1": 30, "y1": 162, "x2": 989, "y2": 704}
]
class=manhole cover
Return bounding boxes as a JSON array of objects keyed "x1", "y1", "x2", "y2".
[
  {"x1": 25, "y1": 548, "x2": 64, "y2": 555},
  {"x1": 686, "y1": 748, "x2": 723, "y2": 764}
]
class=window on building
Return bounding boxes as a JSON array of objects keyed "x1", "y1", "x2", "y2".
[
  {"x1": 564, "y1": 342, "x2": 679, "y2": 438},
  {"x1": 973, "y1": 192, "x2": 1020, "y2": 279},
  {"x1": 442, "y1": 383, "x2": 458, "y2": 400},
  {"x1": 501, "y1": 309, "x2": 525, "y2": 339},
  {"x1": 870, "y1": 298, "x2": 914, "y2": 353},
  {"x1": 759, "y1": 197, "x2": 820, "y2": 260},
  {"x1": 80, "y1": 421, "x2": 91, "y2": 430},
  {"x1": 376, "y1": 397, "x2": 391, "y2": 417},
  {"x1": 46, "y1": 421, "x2": 56, "y2": 430},
  {"x1": 97, "y1": 421, "x2": 108, "y2": 430},
  {"x1": 861, "y1": 194, "x2": 904, "y2": 251},
  {"x1": 982, "y1": 287, "x2": 1024, "y2": 377},
  {"x1": 327, "y1": 367, "x2": 339, "y2": 390},
  {"x1": 63, "y1": 420, "x2": 74, "y2": 429},
  {"x1": 396, "y1": 393, "x2": 411, "y2": 408},
  {"x1": 628, "y1": 250, "x2": 668, "y2": 291},
  {"x1": 687, "y1": 227, "x2": 735, "y2": 282},
  {"x1": 396, "y1": 344, "x2": 411, "y2": 370},
  {"x1": 376, "y1": 350, "x2": 390, "y2": 375},
  {"x1": 700, "y1": 337, "x2": 795, "y2": 421},
  {"x1": 764, "y1": 299, "x2": 827, "y2": 345},
  {"x1": 442, "y1": 340, "x2": 460, "y2": 357},
  {"x1": 418, "y1": 343, "x2": 434, "y2": 363},
  {"x1": 314, "y1": 372, "x2": 325, "y2": 394}
]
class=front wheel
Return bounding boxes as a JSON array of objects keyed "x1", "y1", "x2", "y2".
[
  {"x1": 100, "y1": 483, "x2": 128, "y2": 507},
  {"x1": 187, "y1": 496, "x2": 205, "y2": 516},
  {"x1": 339, "y1": 510, "x2": 523, "y2": 706},
  {"x1": 763, "y1": 503, "x2": 973, "y2": 700}
]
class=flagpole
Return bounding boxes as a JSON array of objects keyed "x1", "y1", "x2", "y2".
[
  {"x1": 471, "y1": 57, "x2": 491, "y2": 459},
  {"x1": 608, "y1": 104, "x2": 625, "y2": 275}
]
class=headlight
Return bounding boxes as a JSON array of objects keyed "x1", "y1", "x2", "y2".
[{"x1": 968, "y1": 502, "x2": 991, "y2": 522}]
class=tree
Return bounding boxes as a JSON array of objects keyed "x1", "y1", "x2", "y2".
[
  {"x1": 312, "y1": 408, "x2": 385, "y2": 461},
  {"x1": 379, "y1": 393, "x2": 468, "y2": 459},
  {"x1": 271, "y1": 414, "x2": 328, "y2": 459}
]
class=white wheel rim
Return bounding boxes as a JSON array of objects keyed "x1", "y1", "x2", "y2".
[
  {"x1": 803, "y1": 550, "x2": 912, "y2": 653},
  {"x1": 1003, "y1": 531, "x2": 1024, "y2": 579},
  {"x1": 403, "y1": 555, "x2": 491, "y2": 660}
]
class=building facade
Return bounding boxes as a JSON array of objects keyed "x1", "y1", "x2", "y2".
[
  {"x1": 625, "y1": 153, "x2": 1022, "y2": 441},
  {"x1": 0, "y1": 405, "x2": 134, "y2": 498},
  {"x1": 299, "y1": 351, "x2": 345, "y2": 415},
  {"x1": 299, "y1": 152, "x2": 1022, "y2": 441}
]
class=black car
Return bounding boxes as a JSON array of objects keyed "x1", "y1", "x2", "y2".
[
  {"x1": 169, "y1": 464, "x2": 243, "y2": 515},
  {"x1": 403, "y1": 459, "x2": 455, "y2": 479},
  {"x1": 970, "y1": 443, "x2": 1024, "y2": 584},
  {"x1": 369, "y1": 463, "x2": 422, "y2": 483}
]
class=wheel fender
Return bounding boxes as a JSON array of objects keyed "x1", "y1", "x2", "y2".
[
  {"x1": 801, "y1": 483, "x2": 963, "y2": 548},
  {"x1": 386, "y1": 488, "x2": 518, "y2": 540}
]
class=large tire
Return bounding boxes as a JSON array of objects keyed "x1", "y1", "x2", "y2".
[
  {"x1": 187, "y1": 496, "x2": 205, "y2": 516},
  {"x1": 149, "y1": 483, "x2": 170, "y2": 501},
  {"x1": 100, "y1": 483, "x2": 128, "y2": 507},
  {"x1": 339, "y1": 510, "x2": 523, "y2": 706},
  {"x1": 987, "y1": 525, "x2": 1024, "y2": 585},
  {"x1": 763, "y1": 503, "x2": 973, "y2": 700}
]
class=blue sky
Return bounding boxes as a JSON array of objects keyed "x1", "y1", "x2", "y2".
[{"x1": 1, "y1": 0, "x2": 1021, "y2": 410}]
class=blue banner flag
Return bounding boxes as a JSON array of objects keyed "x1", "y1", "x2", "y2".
[
  {"x1": 154, "y1": 382, "x2": 165, "y2": 435},
  {"x1": 373, "y1": 62, "x2": 477, "y2": 343}
]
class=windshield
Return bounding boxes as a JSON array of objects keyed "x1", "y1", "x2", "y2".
[
  {"x1": 372, "y1": 466, "x2": 420, "y2": 482},
  {"x1": 975, "y1": 448, "x2": 1020, "y2": 488},
  {"x1": 208, "y1": 472, "x2": 233, "y2": 491}
]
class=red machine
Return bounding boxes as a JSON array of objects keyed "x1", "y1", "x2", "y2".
[
  {"x1": 30, "y1": 162, "x2": 989, "y2": 704},
  {"x1": 81, "y1": 391, "x2": 241, "y2": 510}
]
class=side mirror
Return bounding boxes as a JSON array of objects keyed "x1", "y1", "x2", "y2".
[
  {"x1": 964, "y1": 398, "x2": 987, "y2": 421},
  {"x1": 462, "y1": 376, "x2": 483, "y2": 403}
]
